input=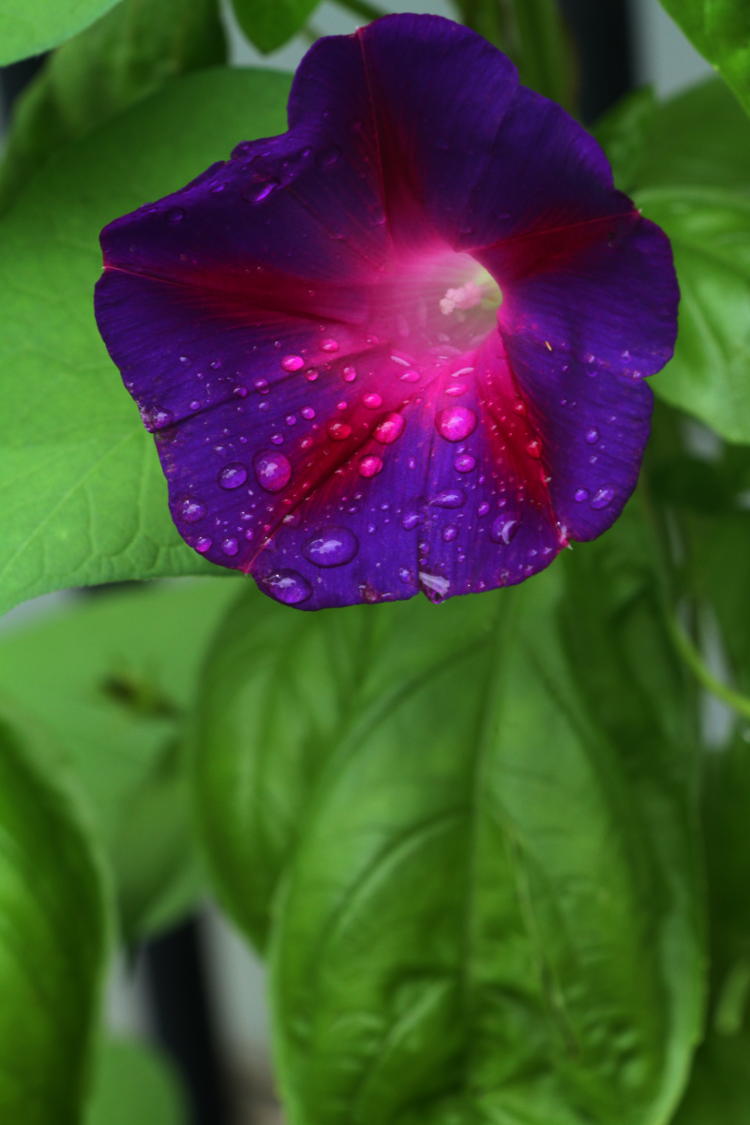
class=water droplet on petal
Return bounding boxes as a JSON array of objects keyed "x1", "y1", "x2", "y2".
[
  {"x1": 585, "y1": 428, "x2": 599, "y2": 445},
  {"x1": 248, "y1": 179, "x2": 279, "y2": 203},
  {"x1": 525, "y1": 439, "x2": 542, "y2": 458},
  {"x1": 436, "y1": 406, "x2": 477, "y2": 442},
  {"x1": 442, "y1": 525, "x2": 458, "y2": 542},
  {"x1": 591, "y1": 487, "x2": 615, "y2": 509},
  {"x1": 219, "y1": 462, "x2": 248, "y2": 490},
  {"x1": 433, "y1": 489, "x2": 465, "y2": 509},
  {"x1": 374, "y1": 413, "x2": 405, "y2": 444},
  {"x1": 264, "y1": 569, "x2": 312, "y2": 605},
  {"x1": 454, "y1": 453, "x2": 476, "y2": 473},
  {"x1": 574, "y1": 488, "x2": 589, "y2": 502},
  {"x1": 343, "y1": 365, "x2": 357, "y2": 382},
  {"x1": 195, "y1": 536, "x2": 212, "y2": 554},
  {"x1": 363, "y1": 392, "x2": 382, "y2": 409},
  {"x1": 301, "y1": 406, "x2": 316, "y2": 420},
  {"x1": 281, "y1": 354, "x2": 304, "y2": 372},
  {"x1": 328, "y1": 421, "x2": 352, "y2": 440},
  {"x1": 400, "y1": 369, "x2": 420, "y2": 384},
  {"x1": 180, "y1": 499, "x2": 206, "y2": 523},
  {"x1": 320, "y1": 338, "x2": 339, "y2": 353},
  {"x1": 359, "y1": 455, "x2": 383, "y2": 478},
  {"x1": 490, "y1": 515, "x2": 520, "y2": 544},
  {"x1": 255, "y1": 451, "x2": 292, "y2": 492},
  {"x1": 445, "y1": 383, "x2": 467, "y2": 397},
  {"x1": 167, "y1": 207, "x2": 185, "y2": 224},
  {"x1": 401, "y1": 511, "x2": 421, "y2": 530},
  {"x1": 303, "y1": 527, "x2": 359, "y2": 567},
  {"x1": 221, "y1": 537, "x2": 239, "y2": 557}
]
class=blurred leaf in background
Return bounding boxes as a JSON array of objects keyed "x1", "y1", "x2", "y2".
[
  {"x1": 85, "y1": 1038, "x2": 185, "y2": 1125},
  {"x1": 599, "y1": 78, "x2": 750, "y2": 444},
  {"x1": 231, "y1": 0, "x2": 321, "y2": 53},
  {"x1": 0, "y1": 719, "x2": 107, "y2": 1124},
  {"x1": 0, "y1": 0, "x2": 227, "y2": 211},
  {"x1": 0, "y1": 69, "x2": 290, "y2": 617},
  {"x1": 195, "y1": 562, "x2": 704, "y2": 1125},
  {"x1": 0, "y1": 0, "x2": 122, "y2": 66},
  {"x1": 658, "y1": 0, "x2": 750, "y2": 118},
  {"x1": 0, "y1": 578, "x2": 238, "y2": 941}
]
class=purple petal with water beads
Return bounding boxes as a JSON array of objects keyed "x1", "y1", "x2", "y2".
[{"x1": 95, "y1": 13, "x2": 678, "y2": 609}]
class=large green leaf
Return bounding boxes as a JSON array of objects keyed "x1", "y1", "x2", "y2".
[
  {"x1": 673, "y1": 1033, "x2": 750, "y2": 1124},
  {"x1": 0, "y1": 719, "x2": 106, "y2": 1123},
  {"x1": 86, "y1": 1038, "x2": 184, "y2": 1125},
  {"x1": 0, "y1": 67, "x2": 291, "y2": 617},
  {"x1": 195, "y1": 571, "x2": 703, "y2": 1125},
  {"x1": 0, "y1": 0, "x2": 122, "y2": 65},
  {"x1": 638, "y1": 185, "x2": 750, "y2": 444},
  {"x1": 597, "y1": 79, "x2": 750, "y2": 442},
  {"x1": 231, "y1": 0, "x2": 320, "y2": 53},
  {"x1": 658, "y1": 1, "x2": 750, "y2": 117},
  {"x1": 0, "y1": 578, "x2": 238, "y2": 940},
  {"x1": 0, "y1": 0, "x2": 227, "y2": 210}
]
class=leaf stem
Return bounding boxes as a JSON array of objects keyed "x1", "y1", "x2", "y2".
[{"x1": 665, "y1": 612, "x2": 750, "y2": 723}]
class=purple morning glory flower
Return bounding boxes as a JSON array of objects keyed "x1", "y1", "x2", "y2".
[{"x1": 95, "y1": 14, "x2": 678, "y2": 610}]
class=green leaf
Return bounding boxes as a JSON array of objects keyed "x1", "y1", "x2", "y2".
[
  {"x1": 196, "y1": 573, "x2": 703, "y2": 1125},
  {"x1": 0, "y1": 578, "x2": 239, "y2": 940},
  {"x1": 673, "y1": 1032, "x2": 750, "y2": 1124},
  {"x1": 0, "y1": 0, "x2": 122, "y2": 66},
  {"x1": 638, "y1": 186, "x2": 750, "y2": 444},
  {"x1": 658, "y1": 0, "x2": 750, "y2": 117},
  {"x1": 86, "y1": 1038, "x2": 184, "y2": 1125},
  {"x1": 231, "y1": 0, "x2": 319, "y2": 53},
  {"x1": 0, "y1": 718, "x2": 107, "y2": 1123},
  {"x1": 0, "y1": 67, "x2": 291, "y2": 617},
  {"x1": 0, "y1": 0, "x2": 227, "y2": 211}
]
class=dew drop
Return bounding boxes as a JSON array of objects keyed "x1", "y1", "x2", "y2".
[
  {"x1": 221, "y1": 537, "x2": 239, "y2": 557},
  {"x1": 218, "y1": 462, "x2": 248, "y2": 490},
  {"x1": 436, "y1": 405, "x2": 477, "y2": 442},
  {"x1": 363, "y1": 392, "x2": 383, "y2": 409},
  {"x1": 328, "y1": 421, "x2": 352, "y2": 440},
  {"x1": 400, "y1": 369, "x2": 421, "y2": 384},
  {"x1": 432, "y1": 489, "x2": 465, "y2": 509},
  {"x1": 303, "y1": 527, "x2": 359, "y2": 567},
  {"x1": 180, "y1": 499, "x2": 206, "y2": 523},
  {"x1": 374, "y1": 413, "x2": 405, "y2": 444},
  {"x1": 248, "y1": 179, "x2": 279, "y2": 203},
  {"x1": 167, "y1": 207, "x2": 185, "y2": 224},
  {"x1": 255, "y1": 451, "x2": 292, "y2": 492},
  {"x1": 195, "y1": 536, "x2": 212, "y2": 554},
  {"x1": 320, "y1": 338, "x2": 339, "y2": 353},
  {"x1": 574, "y1": 488, "x2": 589, "y2": 502},
  {"x1": 454, "y1": 453, "x2": 476, "y2": 473},
  {"x1": 343, "y1": 365, "x2": 357, "y2": 382},
  {"x1": 301, "y1": 406, "x2": 316, "y2": 420},
  {"x1": 281, "y1": 354, "x2": 304, "y2": 372},
  {"x1": 490, "y1": 515, "x2": 520, "y2": 544},
  {"x1": 264, "y1": 569, "x2": 312, "y2": 605},
  {"x1": 401, "y1": 511, "x2": 421, "y2": 530},
  {"x1": 253, "y1": 378, "x2": 269, "y2": 394},
  {"x1": 359, "y1": 455, "x2": 383, "y2": 478},
  {"x1": 442, "y1": 525, "x2": 458, "y2": 543},
  {"x1": 306, "y1": 369, "x2": 319, "y2": 382},
  {"x1": 585, "y1": 428, "x2": 599, "y2": 445},
  {"x1": 591, "y1": 486, "x2": 615, "y2": 509},
  {"x1": 525, "y1": 439, "x2": 542, "y2": 458}
]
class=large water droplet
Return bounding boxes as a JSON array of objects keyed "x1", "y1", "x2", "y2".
[
  {"x1": 436, "y1": 405, "x2": 477, "y2": 442},
  {"x1": 591, "y1": 486, "x2": 615, "y2": 509},
  {"x1": 180, "y1": 498, "x2": 206, "y2": 523},
  {"x1": 490, "y1": 515, "x2": 520, "y2": 544},
  {"x1": 255, "y1": 451, "x2": 292, "y2": 492},
  {"x1": 432, "y1": 489, "x2": 465, "y2": 509},
  {"x1": 218, "y1": 463, "x2": 248, "y2": 490},
  {"x1": 359, "y1": 455, "x2": 383, "y2": 478},
  {"x1": 454, "y1": 453, "x2": 476, "y2": 473},
  {"x1": 374, "y1": 413, "x2": 405, "y2": 444},
  {"x1": 221, "y1": 537, "x2": 240, "y2": 557},
  {"x1": 303, "y1": 527, "x2": 359, "y2": 567},
  {"x1": 195, "y1": 536, "x2": 212, "y2": 554},
  {"x1": 281, "y1": 354, "x2": 304, "y2": 372},
  {"x1": 264, "y1": 569, "x2": 312, "y2": 605}
]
